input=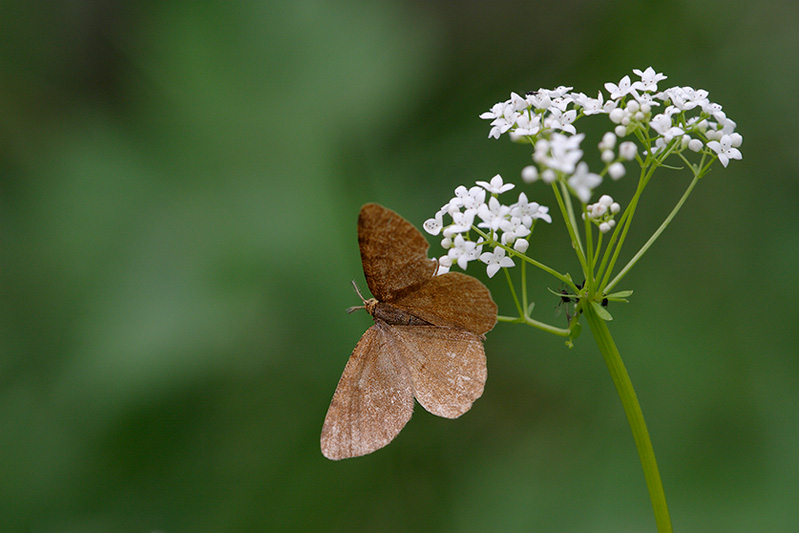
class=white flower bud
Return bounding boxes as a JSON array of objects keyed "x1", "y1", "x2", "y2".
[
  {"x1": 609, "y1": 108, "x2": 625, "y2": 124},
  {"x1": 521, "y1": 165, "x2": 539, "y2": 183},
  {"x1": 619, "y1": 141, "x2": 637, "y2": 160},
  {"x1": 608, "y1": 162, "x2": 625, "y2": 180},
  {"x1": 688, "y1": 138, "x2": 703, "y2": 152},
  {"x1": 601, "y1": 131, "x2": 617, "y2": 149}
]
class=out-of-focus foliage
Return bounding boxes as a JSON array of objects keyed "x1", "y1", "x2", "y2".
[{"x1": 1, "y1": 0, "x2": 797, "y2": 530}]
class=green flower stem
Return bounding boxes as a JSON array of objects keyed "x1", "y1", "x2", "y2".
[
  {"x1": 503, "y1": 266, "x2": 525, "y2": 318},
  {"x1": 496, "y1": 314, "x2": 570, "y2": 336},
  {"x1": 596, "y1": 141, "x2": 678, "y2": 292},
  {"x1": 604, "y1": 172, "x2": 700, "y2": 293},
  {"x1": 583, "y1": 304, "x2": 672, "y2": 533},
  {"x1": 552, "y1": 181, "x2": 589, "y2": 274},
  {"x1": 596, "y1": 165, "x2": 649, "y2": 291}
]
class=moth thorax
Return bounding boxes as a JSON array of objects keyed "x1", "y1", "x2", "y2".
[{"x1": 371, "y1": 301, "x2": 432, "y2": 326}]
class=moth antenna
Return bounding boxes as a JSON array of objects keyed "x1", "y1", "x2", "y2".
[{"x1": 346, "y1": 280, "x2": 368, "y2": 313}]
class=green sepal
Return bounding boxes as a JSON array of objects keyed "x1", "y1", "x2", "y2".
[
  {"x1": 605, "y1": 289, "x2": 633, "y2": 302},
  {"x1": 590, "y1": 300, "x2": 613, "y2": 321}
]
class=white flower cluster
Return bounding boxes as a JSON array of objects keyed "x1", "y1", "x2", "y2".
[
  {"x1": 583, "y1": 194, "x2": 621, "y2": 233},
  {"x1": 481, "y1": 67, "x2": 743, "y2": 204},
  {"x1": 424, "y1": 175, "x2": 552, "y2": 277}
]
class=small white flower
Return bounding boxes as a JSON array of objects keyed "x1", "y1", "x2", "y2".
[
  {"x1": 453, "y1": 185, "x2": 470, "y2": 200},
  {"x1": 532, "y1": 204, "x2": 552, "y2": 224},
  {"x1": 513, "y1": 238, "x2": 529, "y2": 253},
  {"x1": 480, "y1": 247, "x2": 515, "y2": 278},
  {"x1": 463, "y1": 194, "x2": 486, "y2": 214},
  {"x1": 526, "y1": 90, "x2": 552, "y2": 111},
  {"x1": 663, "y1": 86, "x2": 709, "y2": 112},
  {"x1": 476, "y1": 174, "x2": 515, "y2": 195},
  {"x1": 509, "y1": 91, "x2": 528, "y2": 112},
  {"x1": 449, "y1": 209, "x2": 476, "y2": 233},
  {"x1": 436, "y1": 255, "x2": 453, "y2": 275},
  {"x1": 484, "y1": 103, "x2": 518, "y2": 139},
  {"x1": 573, "y1": 91, "x2": 606, "y2": 115},
  {"x1": 544, "y1": 107, "x2": 578, "y2": 135},
  {"x1": 442, "y1": 225, "x2": 461, "y2": 238},
  {"x1": 632, "y1": 67, "x2": 667, "y2": 93},
  {"x1": 447, "y1": 235, "x2": 479, "y2": 270},
  {"x1": 535, "y1": 133, "x2": 584, "y2": 174},
  {"x1": 649, "y1": 113, "x2": 673, "y2": 134},
  {"x1": 707, "y1": 134, "x2": 742, "y2": 167},
  {"x1": 479, "y1": 102, "x2": 506, "y2": 121},
  {"x1": 599, "y1": 222, "x2": 612, "y2": 233},
  {"x1": 511, "y1": 192, "x2": 552, "y2": 225},
  {"x1": 567, "y1": 162, "x2": 602, "y2": 203},
  {"x1": 513, "y1": 112, "x2": 542, "y2": 137},
  {"x1": 423, "y1": 211, "x2": 444, "y2": 235},
  {"x1": 547, "y1": 85, "x2": 574, "y2": 99},
  {"x1": 500, "y1": 216, "x2": 531, "y2": 244},
  {"x1": 477, "y1": 196, "x2": 511, "y2": 232},
  {"x1": 650, "y1": 113, "x2": 684, "y2": 143},
  {"x1": 605, "y1": 75, "x2": 634, "y2": 100}
]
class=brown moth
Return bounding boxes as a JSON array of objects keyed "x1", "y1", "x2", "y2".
[{"x1": 320, "y1": 203, "x2": 497, "y2": 460}]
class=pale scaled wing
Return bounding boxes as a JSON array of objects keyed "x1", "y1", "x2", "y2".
[
  {"x1": 357, "y1": 203, "x2": 436, "y2": 302},
  {"x1": 391, "y1": 272, "x2": 497, "y2": 336},
  {"x1": 320, "y1": 324, "x2": 414, "y2": 460},
  {"x1": 390, "y1": 325, "x2": 487, "y2": 419}
]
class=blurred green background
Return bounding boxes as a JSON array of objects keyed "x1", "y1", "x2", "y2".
[{"x1": 2, "y1": 0, "x2": 797, "y2": 531}]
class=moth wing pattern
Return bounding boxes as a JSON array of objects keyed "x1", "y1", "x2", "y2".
[
  {"x1": 320, "y1": 324, "x2": 414, "y2": 460},
  {"x1": 357, "y1": 203, "x2": 436, "y2": 302},
  {"x1": 391, "y1": 325, "x2": 487, "y2": 419},
  {"x1": 391, "y1": 272, "x2": 497, "y2": 335}
]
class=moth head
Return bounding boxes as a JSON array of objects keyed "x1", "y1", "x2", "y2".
[{"x1": 345, "y1": 280, "x2": 377, "y2": 314}]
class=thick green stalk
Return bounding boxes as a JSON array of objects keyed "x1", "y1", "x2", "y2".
[{"x1": 583, "y1": 304, "x2": 672, "y2": 532}]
